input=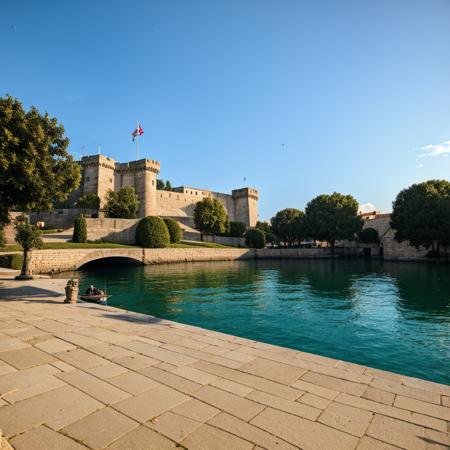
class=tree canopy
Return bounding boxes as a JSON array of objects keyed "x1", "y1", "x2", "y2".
[
  {"x1": 390, "y1": 180, "x2": 450, "y2": 257},
  {"x1": 75, "y1": 193, "x2": 100, "y2": 210},
  {"x1": 270, "y1": 208, "x2": 305, "y2": 246},
  {"x1": 304, "y1": 192, "x2": 362, "y2": 246},
  {"x1": 0, "y1": 95, "x2": 80, "y2": 224},
  {"x1": 229, "y1": 221, "x2": 247, "y2": 238},
  {"x1": 104, "y1": 186, "x2": 140, "y2": 218},
  {"x1": 358, "y1": 227, "x2": 379, "y2": 244},
  {"x1": 156, "y1": 179, "x2": 174, "y2": 191},
  {"x1": 193, "y1": 197, "x2": 228, "y2": 235}
]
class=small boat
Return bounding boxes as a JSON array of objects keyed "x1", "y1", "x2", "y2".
[{"x1": 79, "y1": 294, "x2": 110, "y2": 305}]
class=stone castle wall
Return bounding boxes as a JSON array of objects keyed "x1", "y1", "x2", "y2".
[{"x1": 75, "y1": 155, "x2": 259, "y2": 227}]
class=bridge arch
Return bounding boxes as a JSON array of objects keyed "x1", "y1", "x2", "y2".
[{"x1": 75, "y1": 249, "x2": 145, "y2": 270}]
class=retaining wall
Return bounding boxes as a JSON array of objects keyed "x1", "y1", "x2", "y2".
[{"x1": 28, "y1": 247, "x2": 357, "y2": 274}]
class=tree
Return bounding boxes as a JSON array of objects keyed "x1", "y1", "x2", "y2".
[
  {"x1": 271, "y1": 208, "x2": 305, "y2": 246},
  {"x1": 245, "y1": 229, "x2": 266, "y2": 248},
  {"x1": 14, "y1": 215, "x2": 43, "y2": 279},
  {"x1": 164, "y1": 218, "x2": 183, "y2": 243},
  {"x1": 75, "y1": 193, "x2": 100, "y2": 210},
  {"x1": 0, "y1": 95, "x2": 80, "y2": 225},
  {"x1": 390, "y1": 180, "x2": 450, "y2": 257},
  {"x1": 304, "y1": 193, "x2": 363, "y2": 247},
  {"x1": 193, "y1": 197, "x2": 229, "y2": 237},
  {"x1": 164, "y1": 180, "x2": 173, "y2": 191},
  {"x1": 358, "y1": 227, "x2": 379, "y2": 244},
  {"x1": 104, "y1": 187, "x2": 140, "y2": 218},
  {"x1": 255, "y1": 221, "x2": 275, "y2": 245},
  {"x1": 135, "y1": 216, "x2": 170, "y2": 248},
  {"x1": 72, "y1": 214, "x2": 87, "y2": 243},
  {"x1": 229, "y1": 221, "x2": 247, "y2": 238},
  {"x1": 156, "y1": 179, "x2": 165, "y2": 190}
]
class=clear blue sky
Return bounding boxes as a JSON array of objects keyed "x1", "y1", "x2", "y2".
[{"x1": 2, "y1": 0, "x2": 449, "y2": 220}]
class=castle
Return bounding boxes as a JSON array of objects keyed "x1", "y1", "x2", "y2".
[{"x1": 69, "y1": 154, "x2": 259, "y2": 227}]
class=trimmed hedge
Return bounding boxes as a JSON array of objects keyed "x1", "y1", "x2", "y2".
[
  {"x1": 245, "y1": 229, "x2": 266, "y2": 248},
  {"x1": 136, "y1": 216, "x2": 170, "y2": 248},
  {"x1": 72, "y1": 215, "x2": 87, "y2": 243},
  {"x1": 0, "y1": 254, "x2": 23, "y2": 270},
  {"x1": 164, "y1": 218, "x2": 182, "y2": 243}
]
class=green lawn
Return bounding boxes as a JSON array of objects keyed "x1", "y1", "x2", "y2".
[{"x1": 0, "y1": 240, "x2": 233, "y2": 252}]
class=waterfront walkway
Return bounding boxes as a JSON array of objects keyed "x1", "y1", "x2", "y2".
[{"x1": 0, "y1": 279, "x2": 448, "y2": 449}]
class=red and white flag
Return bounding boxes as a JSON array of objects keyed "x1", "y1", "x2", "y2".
[{"x1": 132, "y1": 124, "x2": 144, "y2": 141}]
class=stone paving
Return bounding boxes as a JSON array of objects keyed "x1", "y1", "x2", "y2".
[{"x1": 0, "y1": 279, "x2": 449, "y2": 449}]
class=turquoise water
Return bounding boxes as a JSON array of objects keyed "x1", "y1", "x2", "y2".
[{"x1": 64, "y1": 259, "x2": 450, "y2": 385}]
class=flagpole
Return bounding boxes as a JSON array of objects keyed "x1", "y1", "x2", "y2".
[{"x1": 136, "y1": 121, "x2": 139, "y2": 160}]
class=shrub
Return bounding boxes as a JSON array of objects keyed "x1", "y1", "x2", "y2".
[
  {"x1": 0, "y1": 228, "x2": 5, "y2": 247},
  {"x1": 0, "y1": 254, "x2": 23, "y2": 270},
  {"x1": 164, "y1": 218, "x2": 182, "y2": 243},
  {"x1": 359, "y1": 227, "x2": 379, "y2": 244},
  {"x1": 245, "y1": 229, "x2": 266, "y2": 248},
  {"x1": 229, "y1": 221, "x2": 246, "y2": 237},
  {"x1": 136, "y1": 216, "x2": 170, "y2": 248},
  {"x1": 73, "y1": 215, "x2": 87, "y2": 243}
]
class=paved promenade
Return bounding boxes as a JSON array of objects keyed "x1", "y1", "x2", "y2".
[{"x1": 0, "y1": 279, "x2": 448, "y2": 449}]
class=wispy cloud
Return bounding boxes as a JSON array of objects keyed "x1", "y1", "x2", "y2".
[{"x1": 418, "y1": 140, "x2": 450, "y2": 157}]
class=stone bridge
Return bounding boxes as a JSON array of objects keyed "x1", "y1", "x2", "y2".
[
  {"x1": 29, "y1": 248, "x2": 252, "y2": 274},
  {"x1": 25, "y1": 247, "x2": 353, "y2": 274}
]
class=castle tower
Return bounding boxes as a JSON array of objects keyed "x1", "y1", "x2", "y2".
[
  {"x1": 80, "y1": 155, "x2": 116, "y2": 208},
  {"x1": 114, "y1": 158, "x2": 160, "y2": 217},
  {"x1": 232, "y1": 187, "x2": 259, "y2": 227}
]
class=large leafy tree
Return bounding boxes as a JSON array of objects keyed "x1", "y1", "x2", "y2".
[
  {"x1": 390, "y1": 180, "x2": 450, "y2": 257},
  {"x1": 0, "y1": 95, "x2": 80, "y2": 224},
  {"x1": 193, "y1": 197, "x2": 228, "y2": 236},
  {"x1": 270, "y1": 208, "x2": 305, "y2": 246},
  {"x1": 304, "y1": 192, "x2": 363, "y2": 247},
  {"x1": 104, "y1": 186, "x2": 140, "y2": 218}
]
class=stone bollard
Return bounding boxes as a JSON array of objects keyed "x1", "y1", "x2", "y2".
[{"x1": 64, "y1": 278, "x2": 79, "y2": 304}]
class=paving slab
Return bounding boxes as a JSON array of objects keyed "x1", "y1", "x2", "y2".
[
  {"x1": 62, "y1": 407, "x2": 139, "y2": 449},
  {"x1": 104, "y1": 425, "x2": 176, "y2": 450},
  {"x1": 148, "y1": 410, "x2": 202, "y2": 441},
  {"x1": 0, "y1": 346, "x2": 56, "y2": 369},
  {"x1": 181, "y1": 423, "x2": 254, "y2": 450},
  {"x1": 10, "y1": 425, "x2": 89, "y2": 450}
]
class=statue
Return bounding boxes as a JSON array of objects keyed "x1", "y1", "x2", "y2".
[{"x1": 64, "y1": 278, "x2": 79, "y2": 304}]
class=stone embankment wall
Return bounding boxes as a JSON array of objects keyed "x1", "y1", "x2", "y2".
[
  {"x1": 30, "y1": 209, "x2": 97, "y2": 229},
  {"x1": 28, "y1": 247, "x2": 356, "y2": 274},
  {"x1": 85, "y1": 218, "x2": 138, "y2": 244}
]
